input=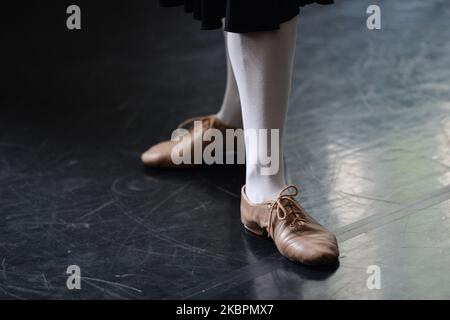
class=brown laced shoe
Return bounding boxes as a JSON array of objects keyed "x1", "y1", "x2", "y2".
[
  {"x1": 141, "y1": 115, "x2": 237, "y2": 167},
  {"x1": 241, "y1": 185, "x2": 339, "y2": 265}
]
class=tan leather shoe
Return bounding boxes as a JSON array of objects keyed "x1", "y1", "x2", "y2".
[
  {"x1": 241, "y1": 185, "x2": 339, "y2": 266},
  {"x1": 141, "y1": 115, "x2": 237, "y2": 167}
]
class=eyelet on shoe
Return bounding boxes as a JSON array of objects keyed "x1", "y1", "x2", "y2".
[{"x1": 290, "y1": 220, "x2": 305, "y2": 229}]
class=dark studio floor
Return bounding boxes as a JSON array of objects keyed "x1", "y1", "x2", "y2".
[{"x1": 1, "y1": 0, "x2": 450, "y2": 299}]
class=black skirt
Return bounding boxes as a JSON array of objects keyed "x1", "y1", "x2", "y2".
[{"x1": 159, "y1": 0, "x2": 333, "y2": 33}]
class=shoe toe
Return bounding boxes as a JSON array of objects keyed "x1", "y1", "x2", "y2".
[
  {"x1": 141, "y1": 142, "x2": 170, "y2": 166},
  {"x1": 282, "y1": 233, "x2": 339, "y2": 266}
]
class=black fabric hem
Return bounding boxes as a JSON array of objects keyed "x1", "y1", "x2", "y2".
[
  {"x1": 223, "y1": 10, "x2": 300, "y2": 34},
  {"x1": 159, "y1": 0, "x2": 331, "y2": 34}
]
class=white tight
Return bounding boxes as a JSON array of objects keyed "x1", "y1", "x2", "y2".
[
  {"x1": 217, "y1": 16, "x2": 299, "y2": 203},
  {"x1": 216, "y1": 31, "x2": 243, "y2": 129}
]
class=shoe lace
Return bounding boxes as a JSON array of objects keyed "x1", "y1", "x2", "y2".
[
  {"x1": 267, "y1": 185, "x2": 308, "y2": 238},
  {"x1": 177, "y1": 115, "x2": 212, "y2": 131}
]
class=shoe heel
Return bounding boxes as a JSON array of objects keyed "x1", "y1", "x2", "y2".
[
  {"x1": 243, "y1": 224, "x2": 265, "y2": 236},
  {"x1": 241, "y1": 217, "x2": 266, "y2": 236}
]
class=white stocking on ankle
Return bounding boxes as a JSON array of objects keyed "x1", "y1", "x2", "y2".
[{"x1": 226, "y1": 15, "x2": 299, "y2": 203}]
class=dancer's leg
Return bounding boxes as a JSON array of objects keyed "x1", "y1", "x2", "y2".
[
  {"x1": 216, "y1": 31, "x2": 243, "y2": 128},
  {"x1": 226, "y1": 16, "x2": 299, "y2": 203},
  {"x1": 142, "y1": 30, "x2": 242, "y2": 167}
]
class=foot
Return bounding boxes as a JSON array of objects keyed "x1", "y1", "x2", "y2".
[
  {"x1": 240, "y1": 185, "x2": 339, "y2": 266},
  {"x1": 141, "y1": 115, "x2": 237, "y2": 167}
]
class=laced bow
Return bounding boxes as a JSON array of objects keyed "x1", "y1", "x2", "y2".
[
  {"x1": 177, "y1": 115, "x2": 212, "y2": 130},
  {"x1": 267, "y1": 185, "x2": 307, "y2": 237}
]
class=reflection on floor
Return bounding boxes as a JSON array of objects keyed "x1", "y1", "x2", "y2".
[{"x1": 1, "y1": 0, "x2": 450, "y2": 299}]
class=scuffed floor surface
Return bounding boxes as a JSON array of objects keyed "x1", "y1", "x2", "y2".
[{"x1": 1, "y1": 0, "x2": 450, "y2": 299}]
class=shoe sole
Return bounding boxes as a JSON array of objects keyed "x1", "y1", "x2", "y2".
[{"x1": 242, "y1": 224, "x2": 267, "y2": 237}]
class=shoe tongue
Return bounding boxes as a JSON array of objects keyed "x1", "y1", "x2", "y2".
[
  {"x1": 280, "y1": 196, "x2": 295, "y2": 206},
  {"x1": 205, "y1": 117, "x2": 214, "y2": 128},
  {"x1": 186, "y1": 117, "x2": 210, "y2": 133},
  {"x1": 279, "y1": 197, "x2": 303, "y2": 217}
]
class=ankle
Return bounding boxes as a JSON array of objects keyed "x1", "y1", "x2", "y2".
[
  {"x1": 215, "y1": 109, "x2": 242, "y2": 129},
  {"x1": 245, "y1": 174, "x2": 286, "y2": 203}
]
